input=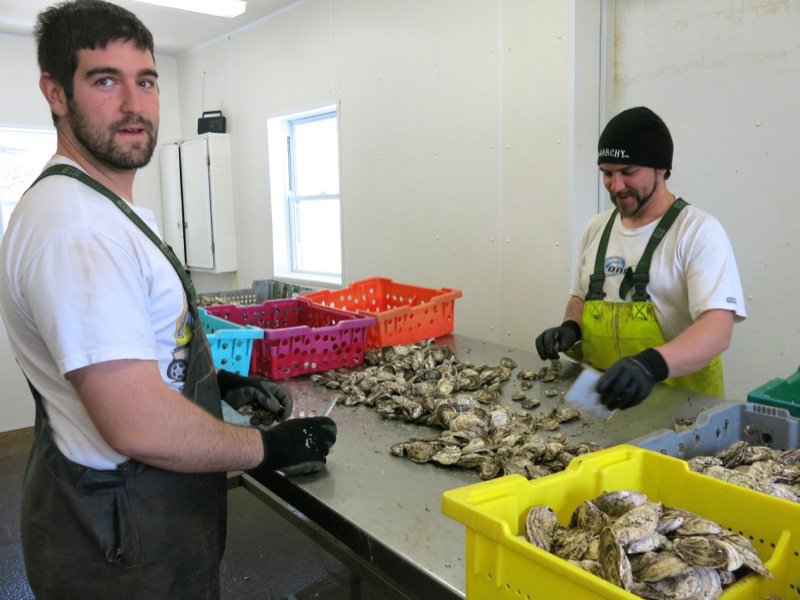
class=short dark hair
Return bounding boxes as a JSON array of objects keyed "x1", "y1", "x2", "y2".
[{"x1": 35, "y1": 0, "x2": 155, "y2": 99}]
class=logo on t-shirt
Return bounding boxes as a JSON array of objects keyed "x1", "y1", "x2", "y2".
[
  {"x1": 166, "y1": 310, "x2": 192, "y2": 389},
  {"x1": 604, "y1": 256, "x2": 626, "y2": 277}
]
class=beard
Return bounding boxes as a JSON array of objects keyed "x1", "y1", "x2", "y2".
[
  {"x1": 67, "y1": 97, "x2": 158, "y2": 170},
  {"x1": 610, "y1": 178, "x2": 658, "y2": 219}
]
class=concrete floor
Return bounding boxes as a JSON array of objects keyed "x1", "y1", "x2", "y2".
[{"x1": 0, "y1": 428, "x2": 385, "y2": 600}]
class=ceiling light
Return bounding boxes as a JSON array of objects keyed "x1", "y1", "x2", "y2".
[{"x1": 132, "y1": 0, "x2": 247, "y2": 18}]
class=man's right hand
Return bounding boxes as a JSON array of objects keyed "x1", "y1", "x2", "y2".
[
  {"x1": 252, "y1": 416, "x2": 337, "y2": 475},
  {"x1": 535, "y1": 320, "x2": 582, "y2": 360}
]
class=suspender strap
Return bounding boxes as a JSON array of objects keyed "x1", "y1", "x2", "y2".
[
  {"x1": 585, "y1": 209, "x2": 618, "y2": 300},
  {"x1": 624, "y1": 197, "x2": 689, "y2": 301},
  {"x1": 31, "y1": 164, "x2": 198, "y2": 309},
  {"x1": 586, "y1": 198, "x2": 690, "y2": 302}
]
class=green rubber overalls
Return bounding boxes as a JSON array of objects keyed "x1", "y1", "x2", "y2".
[
  {"x1": 19, "y1": 165, "x2": 227, "y2": 599},
  {"x1": 579, "y1": 198, "x2": 724, "y2": 398}
]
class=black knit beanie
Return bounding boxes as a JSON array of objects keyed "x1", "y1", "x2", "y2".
[{"x1": 597, "y1": 107, "x2": 673, "y2": 170}]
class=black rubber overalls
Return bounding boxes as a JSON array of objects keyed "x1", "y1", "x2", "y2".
[{"x1": 19, "y1": 166, "x2": 227, "y2": 599}]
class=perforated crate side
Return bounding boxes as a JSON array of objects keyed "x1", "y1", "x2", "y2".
[
  {"x1": 630, "y1": 401, "x2": 800, "y2": 459},
  {"x1": 301, "y1": 277, "x2": 462, "y2": 347},
  {"x1": 197, "y1": 308, "x2": 263, "y2": 376},
  {"x1": 203, "y1": 299, "x2": 374, "y2": 379},
  {"x1": 747, "y1": 368, "x2": 800, "y2": 417}
]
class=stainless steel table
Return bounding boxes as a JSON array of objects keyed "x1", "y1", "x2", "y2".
[{"x1": 227, "y1": 334, "x2": 726, "y2": 598}]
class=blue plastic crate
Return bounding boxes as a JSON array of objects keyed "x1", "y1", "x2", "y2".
[
  {"x1": 198, "y1": 308, "x2": 264, "y2": 376},
  {"x1": 631, "y1": 401, "x2": 800, "y2": 458}
]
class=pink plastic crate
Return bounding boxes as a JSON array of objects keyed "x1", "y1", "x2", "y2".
[{"x1": 203, "y1": 298, "x2": 374, "y2": 379}]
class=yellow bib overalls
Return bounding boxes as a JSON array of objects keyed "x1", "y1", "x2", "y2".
[{"x1": 578, "y1": 198, "x2": 724, "y2": 398}]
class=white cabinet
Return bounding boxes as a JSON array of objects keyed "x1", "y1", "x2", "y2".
[{"x1": 159, "y1": 133, "x2": 237, "y2": 273}]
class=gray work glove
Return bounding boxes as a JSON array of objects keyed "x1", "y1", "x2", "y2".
[
  {"x1": 596, "y1": 348, "x2": 669, "y2": 410},
  {"x1": 217, "y1": 369, "x2": 293, "y2": 426},
  {"x1": 535, "y1": 320, "x2": 582, "y2": 360},
  {"x1": 250, "y1": 416, "x2": 338, "y2": 475}
]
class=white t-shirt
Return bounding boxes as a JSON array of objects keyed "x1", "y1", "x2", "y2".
[
  {"x1": 0, "y1": 157, "x2": 192, "y2": 469},
  {"x1": 569, "y1": 203, "x2": 746, "y2": 342}
]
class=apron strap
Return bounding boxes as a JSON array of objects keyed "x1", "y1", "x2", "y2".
[
  {"x1": 31, "y1": 164, "x2": 198, "y2": 311},
  {"x1": 585, "y1": 209, "x2": 618, "y2": 300},
  {"x1": 585, "y1": 198, "x2": 689, "y2": 302},
  {"x1": 620, "y1": 197, "x2": 689, "y2": 301}
]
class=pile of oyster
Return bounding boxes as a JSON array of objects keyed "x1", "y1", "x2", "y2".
[
  {"x1": 525, "y1": 490, "x2": 770, "y2": 599},
  {"x1": 310, "y1": 340, "x2": 601, "y2": 480},
  {"x1": 686, "y1": 440, "x2": 800, "y2": 503}
]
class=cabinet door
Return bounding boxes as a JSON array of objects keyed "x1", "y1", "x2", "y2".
[
  {"x1": 180, "y1": 137, "x2": 215, "y2": 270},
  {"x1": 158, "y1": 143, "x2": 186, "y2": 265}
]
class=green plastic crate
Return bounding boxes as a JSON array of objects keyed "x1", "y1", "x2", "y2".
[{"x1": 747, "y1": 368, "x2": 800, "y2": 417}]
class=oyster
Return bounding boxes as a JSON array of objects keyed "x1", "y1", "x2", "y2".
[
  {"x1": 626, "y1": 531, "x2": 667, "y2": 555},
  {"x1": 675, "y1": 516, "x2": 724, "y2": 537},
  {"x1": 593, "y1": 490, "x2": 649, "y2": 517},
  {"x1": 611, "y1": 501, "x2": 661, "y2": 546},
  {"x1": 570, "y1": 559, "x2": 604, "y2": 578},
  {"x1": 632, "y1": 567, "x2": 721, "y2": 600},
  {"x1": 569, "y1": 500, "x2": 610, "y2": 534},
  {"x1": 552, "y1": 528, "x2": 594, "y2": 561},
  {"x1": 313, "y1": 340, "x2": 590, "y2": 483},
  {"x1": 523, "y1": 490, "x2": 771, "y2": 599},
  {"x1": 599, "y1": 526, "x2": 633, "y2": 590},
  {"x1": 500, "y1": 357, "x2": 518, "y2": 369},
  {"x1": 632, "y1": 550, "x2": 692, "y2": 582},
  {"x1": 522, "y1": 397, "x2": 542, "y2": 410},
  {"x1": 431, "y1": 445, "x2": 462, "y2": 465},
  {"x1": 719, "y1": 533, "x2": 770, "y2": 576},
  {"x1": 673, "y1": 536, "x2": 729, "y2": 569},
  {"x1": 525, "y1": 505, "x2": 559, "y2": 552}
]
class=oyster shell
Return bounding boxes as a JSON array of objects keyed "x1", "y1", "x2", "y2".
[
  {"x1": 599, "y1": 526, "x2": 633, "y2": 590},
  {"x1": 593, "y1": 490, "x2": 649, "y2": 517},
  {"x1": 553, "y1": 528, "x2": 594, "y2": 561},
  {"x1": 569, "y1": 500, "x2": 610, "y2": 534},
  {"x1": 632, "y1": 550, "x2": 692, "y2": 582},
  {"x1": 525, "y1": 505, "x2": 559, "y2": 552},
  {"x1": 611, "y1": 501, "x2": 661, "y2": 546}
]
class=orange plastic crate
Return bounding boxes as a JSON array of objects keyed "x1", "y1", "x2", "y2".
[{"x1": 301, "y1": 277, "x2": 461, "y2": 348}]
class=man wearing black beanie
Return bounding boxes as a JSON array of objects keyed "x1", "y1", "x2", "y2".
[{"x1": 536, "y1": 107, "x2": 746, "y2": 409}]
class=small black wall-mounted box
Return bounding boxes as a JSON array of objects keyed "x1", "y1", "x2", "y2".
[{"x1": 197, "y1": 110, "x2": 227, "y2": 134}]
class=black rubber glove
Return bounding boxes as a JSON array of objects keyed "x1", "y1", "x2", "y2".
[
  {"x1": 250, "y1": 416, "x2": 338, "y2": 475},
  {"x1": 217, "y1": 369, "x2": 293, "y2": 425},
  {"x1": 596, "y1": 349, "x2": 669, "y2": 410},
  {"x1": 535, "y1": 320, "x2": 582, "y2": 360}
]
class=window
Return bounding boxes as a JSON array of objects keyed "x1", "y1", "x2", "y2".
[
  {"x1": 268, "y1": 106, "x2": 342, "y2": 284},
  {"x1": 0, "y1": 127, "x2": 57, "y2": 236}
]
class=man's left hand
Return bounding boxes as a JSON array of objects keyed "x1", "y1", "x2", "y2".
[
  {"x1": 596, "y1": 348, "x2": 669, "y2": 410},
  {"x1": 217, "y1": 370, "x2": 293, "y2": 424}
]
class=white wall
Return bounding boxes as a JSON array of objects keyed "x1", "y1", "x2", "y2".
[
  {"x1": 174, "y1": 0, "x2": 601, "y2": 344},
  {"x1": 611, "y1": 0, "x2": 800, "y2": 399}
]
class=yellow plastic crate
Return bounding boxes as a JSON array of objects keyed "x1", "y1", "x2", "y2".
[{"x1": 441, "y1": 445, "x2": 799, "y2": 599}]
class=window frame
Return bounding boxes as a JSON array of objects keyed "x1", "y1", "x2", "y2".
[{"x1": 267, "y1": 104, "x2": 342, "y2": 285}]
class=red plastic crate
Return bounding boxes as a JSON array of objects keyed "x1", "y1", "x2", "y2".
[
  {"x1": 300, "y1": 277, "x2": 461, "y2": 348},
  {"x1": 203, "y1": 298, "x2": 375, "y2": 379}
]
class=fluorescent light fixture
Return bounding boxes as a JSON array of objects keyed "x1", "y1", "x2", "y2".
[{"x1": 132, "y1": 0, "x2": 247, "y2": 18}]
